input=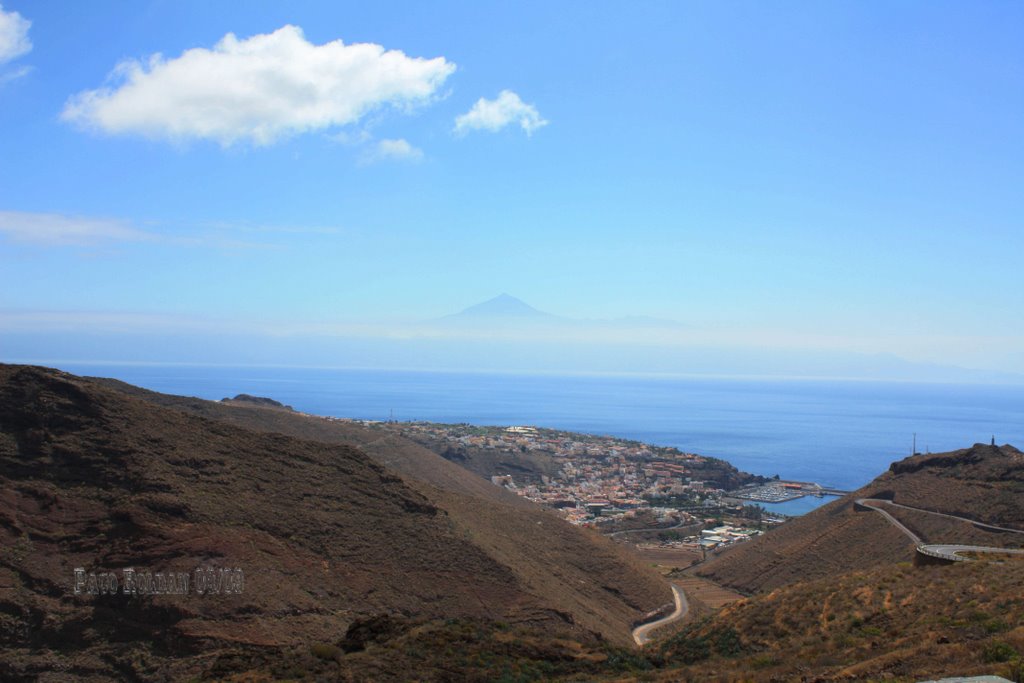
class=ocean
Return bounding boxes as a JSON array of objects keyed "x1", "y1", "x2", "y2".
[{"x1": 53, "y1": 363, "x2": 1024, "y2": 514}]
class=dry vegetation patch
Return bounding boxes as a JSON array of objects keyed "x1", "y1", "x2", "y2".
[{"x1": 654, "y1": 559, "x2": 1024, "y2": 682}]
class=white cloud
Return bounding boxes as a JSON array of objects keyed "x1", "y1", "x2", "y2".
[
  {"x1": 61, "y1": 25, "x2": 456, "y2": 146},
  {"x1": 0, "y1": 63, "x2": 28, "y2": 84},
  {"x1": 199, "y1": 219, "x2": 344, "y2": 236},
  {"x1": 0, "y1": 3, "x2": 30, "y2": 65},
  {"x1": 361, "y1": 137, "x2": 423, "y2": 164},
  {"x1": 454, "y1": 90, "x2": 547, "y2": 136},
  {"x1": 0, "y1": 211, "x2": 153, "y2": 246},
  {"x1": 0, "y1": 210, "x2": 346, "y2": 249},
  {"x1": 328, "y1": 128, "x2": 372, "y2": 146}
]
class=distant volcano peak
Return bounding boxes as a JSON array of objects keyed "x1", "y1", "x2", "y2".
[{"x1": 450, "y1": 294, "x2": 553, "y2": 319}]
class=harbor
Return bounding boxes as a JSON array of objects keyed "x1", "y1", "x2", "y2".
[{"x1": 731, "y1": 481, "x2": 852, "y2": 504}]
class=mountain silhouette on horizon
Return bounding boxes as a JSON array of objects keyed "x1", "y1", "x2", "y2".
[
  {"x1": 435, "y1": 294, "x2": 693, "y2": 333},
  {"x1": 444, "y1": 293, "x2": 556, "y2": 320}
]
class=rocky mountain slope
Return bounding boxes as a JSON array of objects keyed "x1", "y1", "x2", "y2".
[
  {"x1": 0, "y1": 364, "x2": 667, "y2": 681},
  {"x1": 698, "y1": 443, "x2": 1024, "y2": 594},
  {"x1": 657, "y1": 557, "x2": 1024, "y2": 682}
]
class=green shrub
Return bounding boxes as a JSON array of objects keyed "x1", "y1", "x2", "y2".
[
  {"x1": 605, "y1": 650, "x2": 654, "y2": 672},
  {"x1": 712, "y1": 627, "x2": 743, "y2": 657},
  {"x1": 983, "y1": 641, "x2": 1018, "y2": 664},
  {"x1": 310, "y1": 643, "x2": 341, "y2": 661},
  {"x1": 984, "y1": 618, "x2": 1009, "y2": 633},
  {"x1": 668, "y1": 634, "x2": 711, "y2": 664},
  {"x1": 1004, "y1": 656, "x2": 1024, "y2": 683}
]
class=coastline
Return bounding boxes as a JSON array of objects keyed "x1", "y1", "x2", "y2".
[{"x1": 26, "y1": 362, "x2": 1024, "y2": 493}]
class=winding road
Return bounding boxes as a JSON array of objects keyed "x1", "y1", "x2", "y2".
[
  {"x1": 632, "y1": 584, "x2": 688, "y2": 646},
  {"x1": 857, "y1": 498, "x2": 1024, "y2": 563},
  {"x1": 629, "y1": 499, "x2": 1023, "y2": 646}
]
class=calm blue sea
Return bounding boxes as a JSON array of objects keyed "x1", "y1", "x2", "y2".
[{"x1": 53, "y1": 363, "x2": 1024, "y2": 512}]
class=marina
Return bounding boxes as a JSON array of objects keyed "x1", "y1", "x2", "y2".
[{"x1": 732, "y1": 481, "x2": 852, "y2": 504}]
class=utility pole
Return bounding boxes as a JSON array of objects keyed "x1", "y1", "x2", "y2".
[{"x1": 912, "y1": 433, "x2": 916, "y2": 456}]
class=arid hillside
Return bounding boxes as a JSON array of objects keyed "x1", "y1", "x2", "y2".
[
  {"x1": 698, "y1": 443, "x2": 1024, "y2": 594},
  {"x1": 883, "y1": 444, "x2": 1024, "y2": 526},
  {"x1": 194, "y1": 555, "x2": 1024, "y2": 682},
  {"x1": 657, "y1": 556, "x2": 1024, "y2": 682},
  {"x1": 0, "y1": 365, "x2": 668, "y2": 681},
  {"x1": 89, "y1": 372, "x2": 673, "y2": 642},
  {"x1": 90, "y1": 375, "x2": 538, "y2": 509}
]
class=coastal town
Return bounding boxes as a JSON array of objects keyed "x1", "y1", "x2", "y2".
[
  {"x1": 320, "y1": 418, "x2": 843, "y2": 554},
  {"x1": 378, "y1": 421, "x2": 751, "y2": 516},
  {"x1": 304, "y1": 414, "x2": 850, "y2": 557}
]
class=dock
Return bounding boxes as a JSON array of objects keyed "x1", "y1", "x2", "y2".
[{"x1": 733, "y1": 480, "x2": 852, "y2": 504}]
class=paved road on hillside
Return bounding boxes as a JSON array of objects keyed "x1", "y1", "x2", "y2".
[
  {"x1": 632, "y1": 584, "x2": 687, "y2": 646},
  {"x1": 865, "y1": 499, "x2": 1024, "y2": 535},
  {"x1": 858, "y1": 498, "x2": 924, "y2": 545},
  {"x1": 918, "y1": 544, "x2": 1024, "y2": 561},
  {"x1": 857, "y1": 498, "x2": 1024, "y2": 562}
]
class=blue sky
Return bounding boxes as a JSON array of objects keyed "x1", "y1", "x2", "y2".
[{"x1": 1, "y1": 1, "x2": 1022, "y2": 376}]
